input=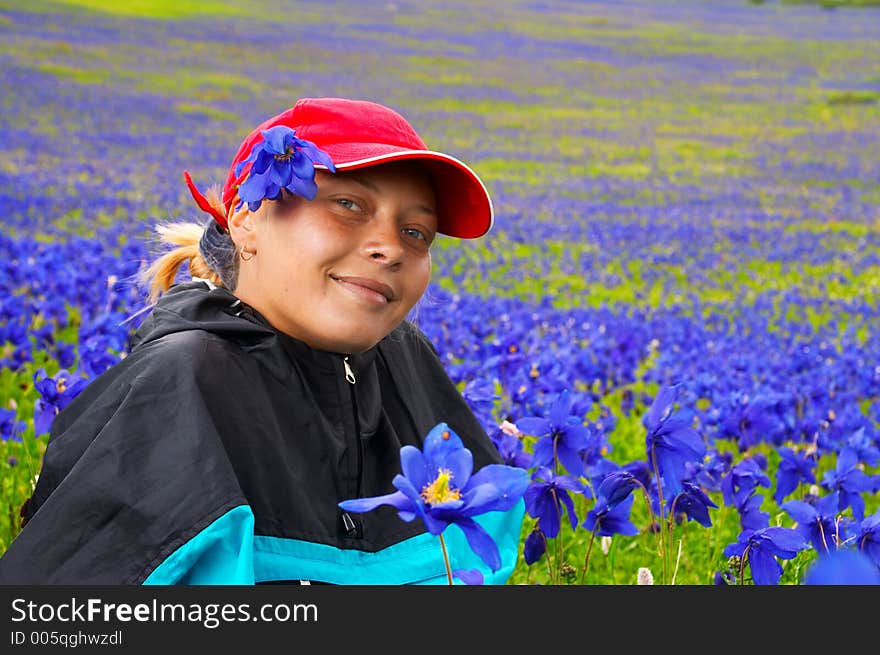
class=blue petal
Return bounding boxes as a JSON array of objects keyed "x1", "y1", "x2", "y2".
[
  {"x1": 666, "y1": 427, "x2": 706, "y2": 459},
  {"x1": 680, "y1": 498, "x2": 713, "y2": 527},
  {"x1": 453, "y1": 569, "x2": 484, "y2": 585},
  {"x1": 559, "y1": 489, "x2": 579, "y2": 531},
  {"x1": 446, "y1": 447, "x2": 474, "y2": 488},
  {"x1": 555, "y1": 474, "x2": 586, "y2": 494},
  {"x1": 655, "y1": 449, "x2": 687, "y2": 497},
  {"x1": 523, "y1": 529, "x2": 546, "y2": 565},
  {"x1": 34, "y1": 406, "x2": 57, "y2": 437},
  {"x1": 237, "y1": 170, "x2": 271, "y2": 203},
  {"x1": 749, "y1": 547, "x2": 783, "y2": 585},
  {"x1": 251, "y1": 149, "x2": 275, "y2": 175},
  {"x1": 805, "y1": 549, "x2": 880, "y2": 585},
  {"x1": 269, "y1": 161, "x2": 293, "y2": 188},
  {"x1": 781, "y1": 500, "x2": 817, "y2": 525},
  {"x1": 516, "y1": 417, "x2": 552, "y2": 438},
  {"x1": 598, "y1": 515, "x2": 639, "y2": 537},
  {"x1": 393, "y1": 472, "x2": 424, "y2": 508},
  {"x1": 463, "y1": 464, "x2": 530, "y2": 514},
  {"x1": 523, "y1": 482, "x2": 544, "y2": 514},
  {"x1": 722, "y1": 537, "x2": 747, "y2": 559},
  {"x1": 455, "y1": 517, "x2": 502, "y2": 571},
  {"x1": 644, "y1": 386, "x2": 677, "y2": 429},
  {"x1": 598, "y1": 472, "x2": 638, "y2": 507},
  {"x1": 291, "y1": 152, "x2": 315, "y2": 180},
  {"x1": 763, "y1": 526, "x2": 809, "y2": 556},
  {"x1": 531, "y1": 436, "x2": 556, "y2": 469},
  {"x1": 234, "y1": 141, "x2": 263, "y2": 176},
  {"x1": 261, "y1": 125, "x2": 293, "y2": 155},
  {"x1": 429, "y1": 499, "x2": 467, "y2": 515},
  {"x1": 338, "y1": 490, "x2": 412, "y2": 514},
  {"x1": 423, "y1": 423, "x2": 466, "y2": 470},
  {"x1": 536, "y1": 498, "x2": 561, "y2": 538},
  {"x1": 836, "y1": 448, "x2": 858, "y2": 473},
  {"x1": 548, "y1": 389, "x2": 574, "y2": 427},
  {"x1": 263, "y1": 182, "x2": 281, "y2": 201},
  {"x1": 400, "y1": 445, "x2": 429, "y2": 491},
  {"x1": 287, "y1": 175, "x2": 318, "y2": 200},
  {"x1": 556, "y1": 442, "x2": 586, "y2": 478},
  {"x1": 298, "y1": 140, "x2": 336, "y2": 171},
  {"x1": 561, "y1": 423, "x2": 592, "y2": 450},
  {"x1": 421, "y1": 513, "x2": 449, "y2": 535},
  {"x1": 816, "y1": 491, "x2": 841, "y2": 516}
]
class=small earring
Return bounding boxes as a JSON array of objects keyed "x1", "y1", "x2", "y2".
[{"x1": 239, "y1": 246, "x2": 256, "y2": 262}]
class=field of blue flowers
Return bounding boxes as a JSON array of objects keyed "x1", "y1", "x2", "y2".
[{"x1": 1, "y1": 0, "x2": 878, "y2": 585}]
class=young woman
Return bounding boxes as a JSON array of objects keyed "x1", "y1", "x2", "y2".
[{"x1": 0, "y1": 97, "x2": 525, "y2": 584}]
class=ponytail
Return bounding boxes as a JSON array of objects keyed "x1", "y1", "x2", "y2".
[
  {"x1": 138, "y1": 223, "x2": 225, "y2": 305},
  {"x1": 138, "y1": 185, "x2": 235, "y2": 305}
]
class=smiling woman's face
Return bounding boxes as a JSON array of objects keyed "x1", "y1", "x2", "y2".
[{"x1": 227, "y1": 160, "x2": 438, "y2": 354}]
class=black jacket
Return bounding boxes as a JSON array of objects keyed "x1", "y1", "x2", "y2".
[{"x1": 0, "y1": 282, "x2": 524, "y2": 584}]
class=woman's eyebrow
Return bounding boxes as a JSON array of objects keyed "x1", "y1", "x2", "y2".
[
  {"x1": 345, "y1": 175, "x2": 437, "y2": 216},
  {"x1": 350, "y1": 175, "x2": 380, "y2": 193}
]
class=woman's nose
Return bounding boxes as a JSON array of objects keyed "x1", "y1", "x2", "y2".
[{"x1": 363, "y1": 218, "x2": 404, "y2": 266}]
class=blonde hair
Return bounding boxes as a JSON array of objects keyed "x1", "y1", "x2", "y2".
[{"x1": 138, "y1": 186, "x2": 232, "y2": 305}]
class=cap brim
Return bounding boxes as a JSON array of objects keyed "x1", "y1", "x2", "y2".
[{"x1": 316, "y1": 145, "x2": 493, "y2": 239}]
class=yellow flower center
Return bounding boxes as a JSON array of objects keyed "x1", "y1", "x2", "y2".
[
  {"x1": 420, "y1": 468, "x2": 461, "y2": 506},
  {"x1": 56, "y1": 379, "x2": 67, "y2": 394}
]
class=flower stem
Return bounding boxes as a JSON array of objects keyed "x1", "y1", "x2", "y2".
[
  {"x1": 580, "y1": 527, "x2": 597, "y2": 584},
  {"x1": 649, "y1": 444, "x2": 668, "y2": 584},
  {"x1": 739, "y1": 544, "x2": 750, "y2": 586},
  {"x1": 439, "y1": 533, "x2": 453, "y2": 585}
]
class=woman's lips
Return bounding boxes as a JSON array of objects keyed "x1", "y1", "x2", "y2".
[{"x1": 331, "y1": 275, "x2": 394, "y2": 303}]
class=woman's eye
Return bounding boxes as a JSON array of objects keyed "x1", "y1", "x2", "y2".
[
  {"x1": 402, "y1": 227, "x2": 426, "y2": 241},
  {"x1": 336, "y1": 198, "x2": 361, "y2": 211}
]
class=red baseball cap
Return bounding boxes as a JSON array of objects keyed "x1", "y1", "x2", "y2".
[{"x1": 190, "y1": 97, "x2": 494, "y2": 239}]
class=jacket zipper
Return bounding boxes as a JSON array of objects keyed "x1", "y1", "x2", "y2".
[
  {"x1": 343, "y1": 356, "x2": 356, "y2": 384},
  {"x1": 340, "y1": 355, "x2": 363, "y2": 539}
]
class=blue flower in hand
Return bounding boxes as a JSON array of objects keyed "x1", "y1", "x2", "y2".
[
  {"x1": 338, "y1": 422, "x2": 530, "y2": 572},
  {"x1": 234, "y1": 125, "x2": 336, "y2": 211}
]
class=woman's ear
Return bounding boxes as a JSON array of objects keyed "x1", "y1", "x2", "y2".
[{"x1": 226, "y1": 202, "x2": 258, "y2": 248}]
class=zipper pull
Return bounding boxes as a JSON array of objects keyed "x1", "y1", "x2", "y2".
[
  {"x1": 341, "y1": 511, "x2": 359, "y2": 536},
  {"x1": 343, "y1": 356, "x2": 356, "y2": 384}
]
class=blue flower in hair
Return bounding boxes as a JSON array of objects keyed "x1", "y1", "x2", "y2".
[{"x1": 234, "y1": 125, "x2": 336, "y2": 211}]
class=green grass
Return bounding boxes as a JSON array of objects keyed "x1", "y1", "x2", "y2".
[{"x1": 1, "y1": 0, "x2": 254, "y2": 18}]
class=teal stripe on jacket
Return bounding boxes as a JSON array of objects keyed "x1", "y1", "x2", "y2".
[
  {"x1": 144, "y1": 500, "x2": 525, "y2": 585},
  {"x1": 144, "y1": 505, "x2": 255, "y2": 584}
]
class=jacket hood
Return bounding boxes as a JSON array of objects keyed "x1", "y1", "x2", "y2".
[
  {"x1": 130, "y1": 281, "x2": 380, "y2": 380},
  {"x1": 131, "y1": 281, "x2": 276, "y2": 351}
]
